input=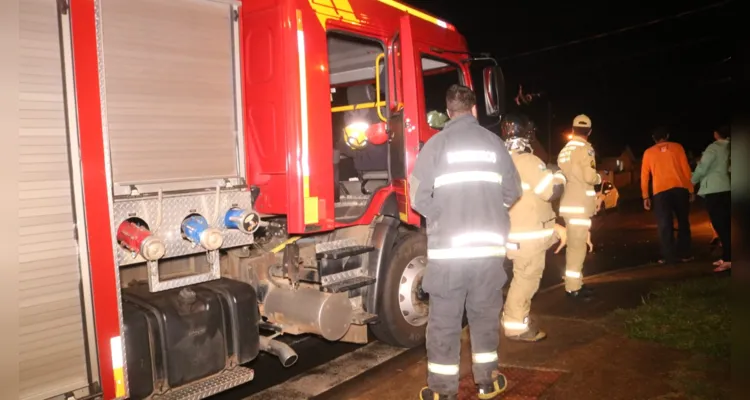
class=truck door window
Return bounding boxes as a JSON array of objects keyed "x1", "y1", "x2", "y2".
[{"x1": 421, "y1": 56, "x2": 462, "y2": 132}]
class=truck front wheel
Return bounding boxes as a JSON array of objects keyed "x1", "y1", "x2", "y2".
[{"x1": 369, "y1": 232, "x2": 429, "y2": 348}]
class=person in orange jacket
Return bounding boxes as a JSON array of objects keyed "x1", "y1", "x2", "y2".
[{"x1": 640, "y1": 127, "x2": 695, "y2": 264}]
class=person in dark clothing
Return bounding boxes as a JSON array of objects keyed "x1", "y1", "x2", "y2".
[{"x1": 692, "y1": 126, "x2": 731, "y2": 271}]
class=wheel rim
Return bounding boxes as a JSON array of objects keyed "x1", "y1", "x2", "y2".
[{"x1": 398, "y1": 255, "x2": 429, "y2": 327}]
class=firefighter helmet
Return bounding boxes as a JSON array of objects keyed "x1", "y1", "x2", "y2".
[
  {"x1": 427, "y1": 110, "x2": 449, "y2": 129},
  {"x1": 500, "y1": 114, "x2": 530, "y2": 140},
  {"x1": 500, "y1": 114, "x2": 533, "y2": 152},
  {"x1": 344, "y1": 122, "x2": 370, "y2": 150}
]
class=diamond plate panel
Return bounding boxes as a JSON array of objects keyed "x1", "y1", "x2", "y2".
[
  {"x1": 114, "y1": 190, "x2": 256, "y2": 266},
  {"x1": 156, "y1": 366, "x2": 255, "y2": 400},
  {"x1": 320, "y1": 266, "x2": 367, "y2": 286}
]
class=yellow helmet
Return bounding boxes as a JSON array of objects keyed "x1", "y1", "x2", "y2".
[{"x1": 344, "y1": 122, "x2": 369, "y2": 150}]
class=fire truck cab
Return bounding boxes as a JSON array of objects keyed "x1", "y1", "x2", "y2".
[{"x1": 1, "y1": 0, "x2": 504, "y2": 399}]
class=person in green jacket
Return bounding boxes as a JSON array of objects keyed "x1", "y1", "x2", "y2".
[{"x1": 691, "y1": 126, "x2": 731, "y2": 271}]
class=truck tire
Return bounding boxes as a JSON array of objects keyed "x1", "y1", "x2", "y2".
[{"x1": 369, "y1": 231, "x2": 429, "y2": 348}]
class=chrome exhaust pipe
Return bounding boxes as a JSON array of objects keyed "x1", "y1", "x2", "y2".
[{"x1": 259, "y1": 336, "x2": 298, "y2": 367}]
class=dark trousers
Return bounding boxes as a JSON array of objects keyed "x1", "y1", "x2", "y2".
[
  {"x1": 653, "y1": 187, "x2": 692, "y2": 262},
  {"x1": 705, "y1": 191, "x2": 731, "y2": 261},
  {"x1": 423, "y1": 258, "x2": 506, "y2": 395}
]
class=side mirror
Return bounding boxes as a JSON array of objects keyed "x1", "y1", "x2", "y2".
[{"x1": 482, "y1": 66, "x2": 506, "y2": 117}]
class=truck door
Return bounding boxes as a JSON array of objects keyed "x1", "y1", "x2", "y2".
[
  {"x1": 388, "y1": 16, "x2": 468, "y2": 227},
  {"x1": 387, "y1": 16, "x2": 421, "y2": 226}
]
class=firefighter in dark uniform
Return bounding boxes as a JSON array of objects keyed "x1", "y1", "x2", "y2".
[
  {"x1": 499, "y1": 114, "x2": 567, "y2": 342},
  {"x1": 556, "y1": 114, "x2": 599, "y2": 299},
  {"x1": 409, "y1": 85, "x2": 522, "y2": 400}
]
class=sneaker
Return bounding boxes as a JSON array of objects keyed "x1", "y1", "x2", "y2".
[
  {"x1": 507, "y1": 327, "x2": 547, "y2": 342},
  {"x1": 713, "y1": 259, "x2": 724, "y2": 266},
  {"x1": 477, "y1": 372, "x2": 507, "y2": 399},
  {"x1": 713, "y1": 261, "x2": 731, "y2": 272},
  {"x1": 418, "y1": 387, "x2": 456, "y2": 400}
]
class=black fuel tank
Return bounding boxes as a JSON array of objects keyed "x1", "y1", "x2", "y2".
[{"x1": 122, "y1": 278, "x2": 260, "y2": 399}]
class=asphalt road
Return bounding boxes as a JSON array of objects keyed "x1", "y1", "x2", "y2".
[{"x1": 211, "y1": 197, "x2": 714, "y2": 399}]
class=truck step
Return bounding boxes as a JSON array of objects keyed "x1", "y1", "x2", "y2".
[
  {"x1": 321, "y1": 275, "x2": 376, "y2": 293},
  {"x1": 155, "y1": 366, "x2": 254, "y2": 400},
  {"x1": 351, "y1": 310, "x2": 378, "y2": 324},
  {"x1": 316, "y1": 245, "x2": 375, "y2": 260}
]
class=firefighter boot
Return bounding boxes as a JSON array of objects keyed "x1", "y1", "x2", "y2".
[
  {"x1": 419, "y1": 387, "x2": 457, "y2": 400},
  {"x1": 477, "y1": 371, "x2": 508, "y2": 399}
]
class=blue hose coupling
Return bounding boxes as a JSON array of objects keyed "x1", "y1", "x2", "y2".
[
  {"x1": 181, "y1": 214, "x2": 224, "y2": 250},
  {"x1": 224, "y1": 208, "x2": 261, "y2": 234}
]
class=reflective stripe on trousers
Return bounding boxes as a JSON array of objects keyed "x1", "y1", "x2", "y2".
[
  {"x1": 565, "y1": 270, "x2": 582, "y2": 278},
  {"x1": 428, "y1": 362, "x2": 460, "y2": 375},
  {"x1": 472, "y1": 351, "x2": 498, "y2": 364}
]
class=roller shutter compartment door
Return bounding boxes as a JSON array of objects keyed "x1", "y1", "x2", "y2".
[
  {"x1": 18, "y1": 0, "x2": 90, "y2": 399},
  {"x1": 100, "y1": 0, "x2": 239, "y2": 187}
]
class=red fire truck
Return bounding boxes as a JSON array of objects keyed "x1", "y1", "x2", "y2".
[{"x1": 2, "y1": 0, "x2": 504, "y2": 399}]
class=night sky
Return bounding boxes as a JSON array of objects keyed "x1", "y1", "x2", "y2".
[{"x1": 408, "y1": 0, "x2": 734, "y2": 159}]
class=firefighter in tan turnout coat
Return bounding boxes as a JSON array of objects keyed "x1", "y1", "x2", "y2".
[
  {"x1": 557, "y1": 114, "x2": 599, "y2": 299},
  {"x1": 500, "y1": 115, "x2": 568, "y2": 341}
]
